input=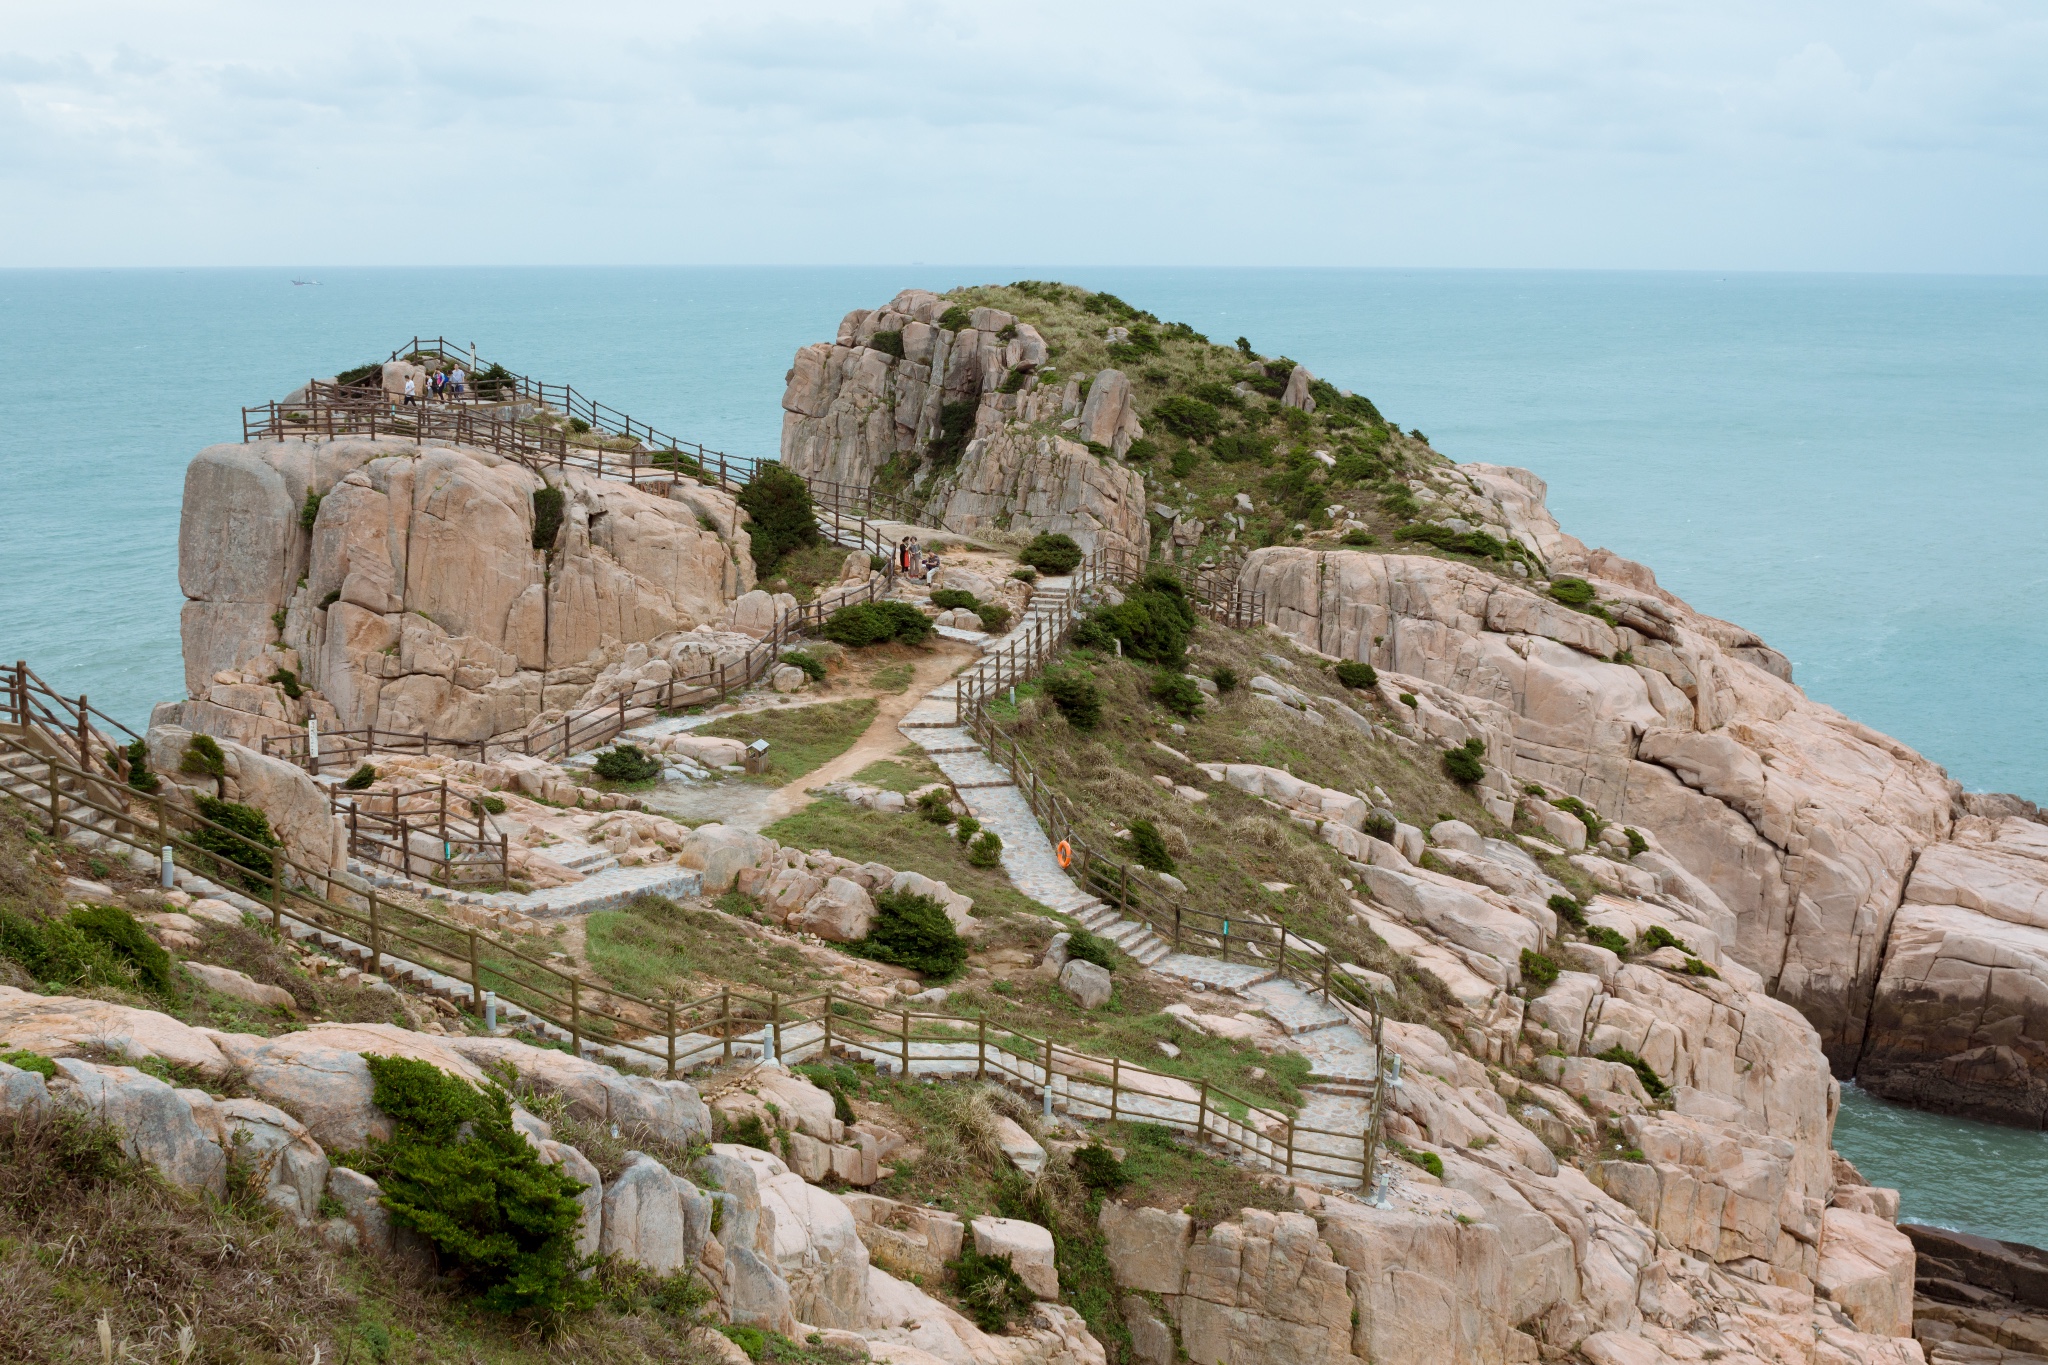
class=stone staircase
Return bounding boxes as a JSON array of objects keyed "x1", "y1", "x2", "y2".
[{"x1": 0, "y1": 743, "x2": 142, "y2": 856}]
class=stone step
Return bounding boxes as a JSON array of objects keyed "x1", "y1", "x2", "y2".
[
  {"x1": 1245, "y1": 979, "x2": 1353, "y2": 1036},
  {"x1": 930, "y1": 751, "x2": 1013, "y2": 789},
  {"x1": 900, "y1": 698, "x2": 959, "y2": 729}
]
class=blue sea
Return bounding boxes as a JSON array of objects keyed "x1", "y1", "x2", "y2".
[{"x1": 2, "y1": 266, "x2": 2045, "y2": 1238}]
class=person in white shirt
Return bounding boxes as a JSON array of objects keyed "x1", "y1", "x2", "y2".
[
  {"x1": 450, "y1": 367, "x2": 466, "y2": 399},
  {"x1": 403, "y1": 376, "x2": 417, "y2": 406}
]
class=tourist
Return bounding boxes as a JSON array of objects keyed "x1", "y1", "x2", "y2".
[
  {"x1": 922, "y1": 548, "x2": 940, "y2": 581},
  {"x1": 430, "y1": 369, "x2": 445, "y2": 400},
  {"x1": 897, "y1": 536, "x2": 912, "y2": 574},
  {"x1": 403, "y1": 375, "x2": 416, "y2": 406},
  {"x1": 450, "y1": 366, "x2": 466, "y2": 399}
]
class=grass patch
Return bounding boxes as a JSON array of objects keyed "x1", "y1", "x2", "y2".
[
  {"x1": 763, "y1": 796, "x2": 1047, "y2": 921},
  {"x1": 868, "y1": 662, "x2": 916, "y2": 694},
  {"x1": 851, "y1": 757, "x2": 942, "y2": 792},
  {"x1": 699, "y1": 699, "x2": 877, "y2": 786},
  {"x1": 585, "y1": 894, "x2": 818, "y2": 997}
]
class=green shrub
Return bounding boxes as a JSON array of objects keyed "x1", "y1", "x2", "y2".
[
  {"x1": 1586, "y1": 925, "x2": 1630, "y2": 955},
  {"x1": 336, "y1": 361, "x2": 383, "y2": 386},
  {"x1": 1168, "y1": 447, "x2": 1200, "y2": 478},
  {"x1": 854, "y1": 890, "x2": 967, "y2": 978},
  {"x1": 530, "y1": 485, "x2": 565, "y2": 552},
  {"x1": 929, "y1": 399, "x2": 978, "y2": 467},
  {"x1": 1550, "y1": 796, "x2": 1604, "y2": 835},
  {"x1": 1020, "y1": 533, "x2": 1083, "y2": 575},
  {"x1": 718, "y1": 1325, "x2": 770, "y2": 1360},
  {"x1": 0, "y1": 903, "x2": 174, "y2": 998},
  {"x1": 1364, "y1": 812, "x2": 1397, "y2": 843},
  {"x1": 180, "y1": 733, "x2": 226, "y2": 781},
  {"x1": 737, "y1": 466, "x2": 822, "y2": 578},
  {"x1": 1151, "y1": 671, "x2": 1204, "y2": 719},
  {"x1": 1639, "y1": 925, "x2": 1693, "y2": 956},
  {"x1": 723, "y1": 1113, "x2": 775, "y2": 1152},
  {"x1": 1128, "y1": 819, "x2": 1175, "y2": 873},
  {"x1": 822, "y1": 600, "x2": 935, "y2": 648},
  {"x1": 1682, "y1": 956, "x2": 1721, "y2": 979},
  {"x1": 1042, "y1": 669, "x2": 1101, "y2": 729},
  {"x1": 974, "y1": 603, "x2": 1012, "y2": 633},
  {"x1": 474, "y1": 362, "x2": 518, "y2": 399},
  {"x1": 1211, "y1": 433, "x2": 1268, "y2": 465},
  {"x1": 1595, "y1": 1045, "x2": 1668, "y2": 1100},
  {"x1": 950, "y1": 1247, "x2": 1034, "y2": 1332},
  {"x1": 1072, "y1": 571, "x2": 1195, "y2": 666},
  {"x1": 0, "y1": 1049, "x2": 56, "y2": 1078},
  {"x1": 781, "y1": 650, "x2": 828, "y2": 682},
  {"x1": 266, "y1": 668, "x2": 303, "y2": 700},
  {"x1": 1519, "y1": 949, "x2": 1560, "y2": 991},
  {"x1": 1400, "y1": 1147, "x2": 1445, "y2": 1179},
  {"x1": 355, "y1": 1055, "x2": 593, "y2": 1316},
  {"x1": 929, "y1": 589, "x2": 979, "y2": 611},
  {"x1": 567, "y1": 417, "x2": 592, "y2": 434},
  {"x1": 121, "y1": 738, "x2": 159, "y2": 794},
  {"x1": 1548, "y1": 577, "x2": 1595, "y2": 608},
  {"x1": 1441, "y1": 738, "x2": 1486, "y2": 786},
  {"x1": 1151, "y1": 395, "x2": 1222, "y2": 442},
  {"x1": 1340, "y1": 529, "x2": 1377, "y2": 546},
  {"x1": 70, "y1": 904, "x2": 176, "y2": 995},
  {"x1": 938, "y1": 304, "x2": 972, "y2": 331},
  {"x1": 1066, "y1": 929, "x2": 1115, "y2": 973},
  {"x1": 1071, "y1": 1143, "x2": 1127, "y2": 1193},
  {"x1": 1396, "y1": 523, "x2": 1510, "y2": 560},
  {"x1": 1209, "y1": 666, "x2": 1238, "y2": 693},
  {"x1": 1399, "y1": 693, "x2": 1418, "y2": 708},
  {"x1": 967, "y1": 831, "x2": 1004, "y2": 869},
  {"x1": 342, "y1": 763, "x2": 377, "y2": 790},
  {"x1": 592, "y1": 744, "x2": 662, "y2": 783},
  {"x1": 1124, "y1": 437, "x2": 1159, "y2": 463},
  {"x1": 869, "y1": 329, "x2": 905, "y2": 360},
  {"x1": 299, "y1": 489, "x2": 322, "y2": 532},
  {"x1": 1547, "y1": 894, "x2": 1587, "y2": 928},
  {"x1": 191, "y1": 795, "x2": 280, "y2": 892},
  {"x1": 954, "y1": 815, "x2": 981, "y2": 843},
  {"x1": 1334, "y1": 661, "x2": 1377, "y2": 690},
  {"x1": 1624, "y1": 826, "x2": 1648, "y2": 857},
  {"x1": 1011, "y1": 566, "x2": 1038, "y2": 584},
  {"x1": 479, "y1": 795, "x2": 507, "y2": 815},
  {"x1": 915, "y1": 789, "x2": 955, "y2": 825}
]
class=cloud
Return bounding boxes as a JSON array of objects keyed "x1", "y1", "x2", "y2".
[{"x1": 0, "y1": 0, "x2": 2043, "y2": 268}]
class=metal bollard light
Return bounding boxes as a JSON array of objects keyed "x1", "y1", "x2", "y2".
[
  {"x1": 160, "y1": 845, "x2": 174, "y2": 889},
  {"x1": 485, "y1": 991, "x2": 497, "y2": 1032},
  {"x1": 762, "y1": 1024, "x2": 777, "y2": 1065}
]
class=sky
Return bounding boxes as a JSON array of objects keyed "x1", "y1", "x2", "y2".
[{"x1": 2, "y1": 1, "x2": 2044, "y2": 271}]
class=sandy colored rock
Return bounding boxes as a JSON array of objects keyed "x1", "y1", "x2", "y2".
[
  {"x1": 184, "y1": 962, "x2": 296, "y2": 1010},
  {"x1": 51, "y1": 1059, "x2": 226, "y2": 1197},
  {"x1": 0, "y1": 987, "x2": 231, "y2": 1078},
  {"x1": 972, "y1": 1215, "x2": 1059, "y2": 1300}
]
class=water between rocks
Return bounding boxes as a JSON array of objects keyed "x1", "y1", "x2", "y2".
[{"x1": 1834, "y1": 1084, "x2": 2048, "y2": 1248}]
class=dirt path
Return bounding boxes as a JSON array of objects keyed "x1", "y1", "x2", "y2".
[{"x1": 752, "y1": 642, "x2": 976, "y2": 826}]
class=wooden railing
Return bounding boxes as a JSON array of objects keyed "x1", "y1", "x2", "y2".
[
  {"x1": 0, "y1": 720, "x2": 1368, "y2": 1186},
  {"x1": 333, "y1": 781, "x2": 509, "y2": 888},
  {"x1": 2, "y1": 660, "x2": 143, "y2": 785}
]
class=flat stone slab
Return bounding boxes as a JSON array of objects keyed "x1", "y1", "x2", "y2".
[
  {"x1": 1290, "y1": 1024, "x2": 1379, "y2": 1083},
  {"x1": 1245, "y1": 979, "x2": 1352, "y2": 1035},
  {"x1": 489, "y1": 865, "x2": 702, "y2": 918},
  {"x1": 931, "y1": 750, "x2": 1014, "y2": 789},
  {"x1": 1152, "y1": 956, "x2": 1277, "y2": 991},
  {"x1": 900, "y1": 698, "x2": 959, "y2": 728}
]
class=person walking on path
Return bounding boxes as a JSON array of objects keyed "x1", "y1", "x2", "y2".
[
  {"x1": 449, "y1": 366, "x2": 466, "y2": 399},
  {"x1": 403, "y1": 375, "x2": 417, "y2": 406},
  {"x1": 430, "y1": 369, "x2": 445, "y2": 400}
]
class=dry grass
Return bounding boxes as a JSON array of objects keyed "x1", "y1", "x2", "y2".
[{"x1": 698, "y1": 698, "x2": 877, "y2": 786}]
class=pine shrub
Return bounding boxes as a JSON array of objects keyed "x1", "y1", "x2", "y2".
[
  {"x1": 179, "y1": 733, "x2": 226, "y2": 781},
  {"x1": 355, "y1": 1055, "x2": 594, "y2": 1316},
  {"x1": 1595, "y1": 1045, "x2": 1668, "y2": 1100},
  {"x1": 1073, "y1": 572, "x2": 1195, "y2": 666},
  {"x1": 869, "y1": 329, "x2": 906, "y2": 360},
  {"x1": 853, "y1": 890, "x2": 967, "y2": 978},
  {"x1": 191, "y1": 795, "x2": 280, "y2": 892},
  {"x1": 1128, "y1": 819, "x2": 1175, "y2": 873},
  {"x1": 342, "y1": 763, "x2": 378, "y2": 790},
  {"x1": 1209, "y1": 666, "x2": 1238, "y2": 693},
  {"x1": 1042, "y1": 670, "x2": 1101, "y2": 729},
  {"x1": 1071, "y1": 1142, "x2": 1127, "y2": 1193},
  {"x1": 1151, "y1": 395, "x2": 1222, "y2": 442},
  {"x1": 736, "y1": 466, "x2": 821, "y2": 579},
  {"x1": 1639, "y1": 925, "x2": 1693, "y2": 956},
  {"x1": 1151, "y1": 670, "x2": 1203, "y2": 719},
  {"x1": 1066, "y1": 928, "x2": 1115, "y2": 973},
  {"x1": 1441, "y1": 738, "x2": 1486, "y2": 786},
  {"x1": 1547, "y1": 893, "x2": 1587, "y2": 928},
  {"x1": 1020, "y1": 533, "x2": 1083, "y2": 575},
  {"x1": 781, "y1": 650, "x2": 828, "y2": 682},
  {"x1": 121, "y1": 738, "x2": 159, "y2": 794},
  {"x1": 950, "y1": 1248, "x2": 1034, "y2": 1332},
  {"x1": 1548, "y1": 577, "x2": 1596, "y2": 607},
  {"x1": 822, "y1": 601, "x2": 935, "y2": 648},
  {"x1": 1334, "y1": 661, "x2": 1377, "y2": 689},
  {"x1": 967, "y1": 831, "x2": 1004, "y2": 869},
  {"x1": 975, "y1": 603, "x2": 1012, "y2": 633},
  {"x1": 916, "y1": 789, "x2": 955, "y2": 824},
  {"x1": 954, "y1": 815, "x2": 982, "y2": 843},
  {"x1": 1586, "y1": 925, "x2": 1630, "y2": 955},
  {"x1": 299, "y1": 489, "x2": 322, "y2": 532},
  {"x1": 1519, "y1": 949, "x2": 1560, "y2": 991},
  {"x1": 592, "y1": 744, "x2": 662, "y2": 783},
  {"x1": 930, "y1": 589, "x2": 979, "y2": 611},
  {"x1": 530, "y1": 485, "x2": 565, "y2": 552}
]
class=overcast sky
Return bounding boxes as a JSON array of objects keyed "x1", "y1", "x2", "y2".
[{"x1": 3, "y1": 1, "x2": 2042, "y2": 271}]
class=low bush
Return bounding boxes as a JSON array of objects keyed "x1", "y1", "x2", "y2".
[
  {"x1": 822, "y1": 600, "x2": 935, "y2": 647},
  {"x1": 1209, "y1": 665, "x2": 1238, "y2": 693},
  {"x1": 479, "y1": 794, "x2": 507, "y2": 815},
  {"x1": 1547, "y1": 893, "x2": 1587, "y2": 928},
  {"x1": 0, "y1": 903, "x2": 174, "y2": 997},
  {"x1": 722, "y1": 1113, "x2": 774, "y2": 1152},
  {"x1": 1020, "y1": 533, "x2": 1083, "y2": 575},
  {"x1": 954, "y1": 815, "x2": 982, "y2": 843},
  {"x1": 1151, "y1": 395, "x2": 1222, "y2": 442},
  {"x1": 1340, "y1": 529, "x2": 1377, "y2": 546},
  {"x1": 1550, "y1": 795, "x2": 1604, "y2": 835},
  {"x1": 929, "y1": 589, "x2": 979, "y2": 611},
  {"x1": 1519, "y1": 949, "x2": 1560, "y2": 991},
  {"x1": 1151, "y1": 670, "x2": 1204, "y2": 719},
  {"x1": 592, "y1": 744, "x2": 662, "y2": 783},
  {"x1": 0, "y1": 1048, "x2": 55, "y2": 1078},
  {"x1": 530, "y1": 485, "x2": 565, "y2": 551},
  {"x1": 950, "y1": 1247, "x2": 1033, "y2": 1332},
  {"x1": 1334, "y1": 661, "x2": 1377, "y2": 689},
  {"x1": 1011, "y1": 567, "x2": 1038, "y2": 584},
  {"x1": 967, "y1": 831, "x2": 1004, "y2": 869},
  {"x1": 567, "y1": 417, "x2": 591, "y2": 434},
  {"x1": 266, "y1": 668, "x2": 302, "y2": 700},
  {"x1": 1124, "y1": 437, "x2": 1159, "y2": 463},
  {"x1": 299, "y1": 489, "x2": 322, "y2": 532},
  {"x1": 120, "y1": 738, "x2": 158, "y2": 794},
  {"x1": 354, "y1": 1055, "x2": 593, "y2": 1316},
  {"x1": 1042, "y1": 669, "x2": 1101, "y2": 729},
  {"x1": 335, "y1": 361, "x2": 383, "y2": 386},
  {"x1": 1624, "y1": 826, "x2": 1648, "y2": 857},
  {"x1": 781, "y1": 650, "x2": 828, "y2": 682},
  {"x1": 975, "y1": 602, "x2": 1012, "y2": 633},
  {"x1": 915, "y1": 789, "x2": 954, "y2": 825},
  {"x1": 1548, "y1": 577, "x2": 1596, "y2": 608},
  {"x1": 1072, "y1": 571, "x2": 1196, "y2": 666},
  {"x1": 1399, "y1": 692, "x2": 1418, "y2": 708},
  {"x1": 1595, "y1": 1045, "x2": 1668, "y2": 1100},
  {"x1": 1128, "y1": 819, "x2": 1175, "y2": 873},
  {"x1": 1071, "y1": 1142, "x2": 1127, "y2": 1193},
  {"x1": 1396, "y1": 523, "x2": 1510, "y2": 561},
  {"x1": 474, "y1": 362, "x2": 518, "y2": 399},
  {"x1": 1639, "y1": 925, "x2": 1693, "y2": 956},
  {"x1": 1400, "y1": 1147, "x2": 1445, "y2": 1179},
  {"x1": 180, "y1": 733, "x2": 226, "y2": 781},
  {"x1": 1441, "y1": 738, "x2": 1486, "y2": 786},
  {"x1": 342, "y1": 763, "x2": 377, "y2": 790},
  {"x1": 1682, "y1": 956, "x2": 1721, "y2": 979},
  {"x1": 853, "y1": 890, "x2": 967, "y2": 978},
  {"x1": 1586, "y1": 925, "x2": 1630, "y2": 955},
  {"x1": 191, "y1": 795, "x2": 279, "y2": 892},
  {"x1": 1066, "y1": 928, "x2": 1115, "y2": 973},
  {"x1": 938, "y1": 304, "x2": 972, "y2": 331},
  {"x1": 1363, "y1": 811, "x2": 1397, "y2": 842},
  {"x1": 929, "y1": 399, "x2": 978, "y2": 467},
  {"x1": 737, "y1": 466, "x2": 822, "y2": 578},
  {"x1": 869, "y1": 329, "x2": 905, "y2": 359}
]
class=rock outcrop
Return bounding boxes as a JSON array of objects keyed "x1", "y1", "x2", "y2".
[
  {"x1": 169, "y1": 436, "x2": 755, "y2": 747},
  {"x1": 1238, "y1": 465, "x2": 1971, "y2": 1078},
  {"x1": 779, "y1": 290, "x2": 1147, "y2": 555}
]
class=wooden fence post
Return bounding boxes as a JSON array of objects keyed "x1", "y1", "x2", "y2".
[
  {"x1": 976, "y1": 1016, "x2": 987, "y2": 1081},
  {"x1": 1196, "y1": 1080, "x2": 1209, "y2": 1140},
  {"x1": 369, "y1": 890, "x2": 383, "y2": 977},
  {"x1": 571, "y1": 978, "x2": 582, "y2": 1056},
  {"x1": 722, "y1": 988, "x2": 733, "y2": 1064},
  {"x1": 468, "y1": 929, "x2": 482, "y2": 1016},
  {"x1": 667, "y1": 1000, "x2": 678, "y2": 1079},
  {"x1": 823, "y1": 990, "x2": 835, "y2": 1062},
  {"x1": 1109, "y1": 1057, "x2": 1120, "y2": 1124},
  {"x1": 46, "y1": 760, "x2": 61, "y2": 838}
]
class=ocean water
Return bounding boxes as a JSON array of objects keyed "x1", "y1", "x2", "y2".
[{"x1": 1, "y1": 265, "x2": 2044, "y2": 1236}]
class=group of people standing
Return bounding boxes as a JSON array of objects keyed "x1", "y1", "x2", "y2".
[
  {"x1": 896, "y1": 535, "x2": 939, "y2": 581},
  {"x1": 398, "y1": 366, "x2": 468, "y2": 406}
]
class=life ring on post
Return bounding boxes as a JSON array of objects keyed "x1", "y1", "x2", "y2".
[{"x1": 1056, "y1": 840, "x2": 1073, "y2": 869}]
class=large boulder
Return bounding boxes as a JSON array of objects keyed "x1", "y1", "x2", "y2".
[
  {"x1": 50, "y1": 1059, "x2": 227, "y2": 1197},
  {"x1": 207, "y1": 1022, "x2": 496, "y2": 1150},
  {"x1": 0, "y1": 987, "x2": 233, "y2": 1078},
  {"x1": 972, "y1": 1215, "x2": 1059, "y2": 1300},
  {"x1": 540, "y1": 1139, "x2": 604, "y2": 1259},
  {"x1": 444, "y1": 1035, "x2": 710, "y2": 1146},
  {"x1": 789, "y1": 877, "x2": 876, "y2": 943},
  {"x1": 192, "y1": 1095, "x2": 329, "y2": 1222},
  {"x1": 600, "y1": 1151, "x2": 709, "y2": 1274}
]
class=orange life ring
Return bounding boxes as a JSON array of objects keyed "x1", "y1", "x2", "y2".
[{"x1": 1056, "y1": 840, "x2": 1073, "y2": 869}]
